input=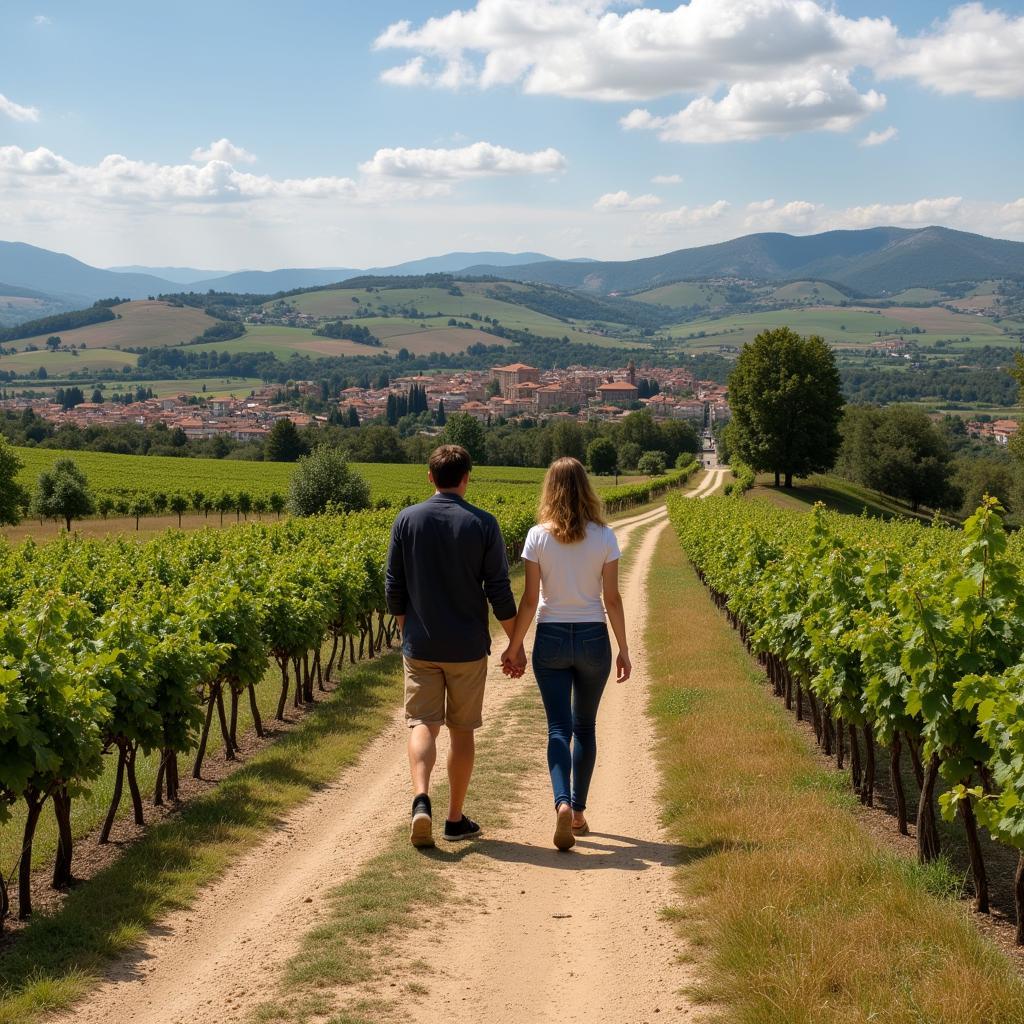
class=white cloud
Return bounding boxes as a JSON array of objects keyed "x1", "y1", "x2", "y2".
[
  {"x1": 33, "y1": 14, "x2": 52, "y2": 26},
  {"x1": 375, "y1": 0, "x2": 898, "y2": 102},
  {"x1": 374, "y1": 2, "x2": 1022, "y2": 145},
  {"x1": 594, "y1": 190, "x2": 662, "y2": 211},
  {"x1": 833, "y1": 196, "x2": 964, "y2": 228},
  {"x1": 881, "y1": 4, "x2": 1024, "y2": 99},
  {"x1": 1003, "y1": 198, "x2": 1024, "y2": 233},
  {"x1": 860, "y1": 125, "x2": 898, "y2": 147},
  {"x1": 744, "y1": 198, "x2": 820, "y2": 230},
  {"x1": 380, "y1": 57, "x2": 432, "y2": 87},
  {"x1": 651, "y1": 174, "x2": 682, "y2": 185},
  {"x1": 359, "y1": 141, "x2": 566, "y2": 179},
  {"x1": 644, "y1": 199, "x2": 731, "y2": 231},
  {"x1": 623, "y1": 68, "x2": 885, "y2": 143},
  {"x1": 190, "y1": 139, "x2": 258, "y2": 164},
  {"x1": 0, "y1": 93, "x2": 40, "y2": 123}
]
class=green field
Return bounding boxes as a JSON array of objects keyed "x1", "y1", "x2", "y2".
[
  {"x1": 12, "y1": 448, "x2": 651, "y2": 506},
  {"x1": 665, "y1": 304, "x2": 1014, "y2": 351},
  {"x1": 0, "y1": 347, "x2": 138, "y2": 374},
  {"x1": 286, "y1": 284, "x2": 634, "y2": 348},
  {"x1": 889, "y1": 287, "x2": 945, "y2": 303},
  {"x1": 631, "y1": 281, "x2": 737, "y2": 308},
  {"x1": 13, "y1": 300, "x2": 216, "y2": 351},
  {"x1": 188, "y1": 325, "x2": 372, "y2": 360},
  {"x1": 770, "y1": 280, "x2": 846, "y2": 303},
  {"x1": 12, "y1": 376, "x2": 264, "y2": 400}
]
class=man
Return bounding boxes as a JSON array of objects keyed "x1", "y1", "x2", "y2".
[{"x1": 385, "y1": 444, "x2": 518, "y2": 848}]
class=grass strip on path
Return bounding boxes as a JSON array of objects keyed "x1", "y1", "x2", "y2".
[
  {"x1": 249, "y1": 685, "x2": 548, "y2": 1024},
  {"x1": 0, "y1": 655, "x2": 404, "y2": 1024},
  {"x1": 646, "y1": 526, "x2": 1024, "y2": 1024}
]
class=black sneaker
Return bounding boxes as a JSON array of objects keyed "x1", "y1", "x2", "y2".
[
  {"x1": 410, "y1": 793, "x2": 434, "y2": 849},
  {"x1": 443, "y1": 814, "x2": 482, "y2": 842}
]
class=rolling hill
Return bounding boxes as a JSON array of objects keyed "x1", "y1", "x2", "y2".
[{"x1": 462, "y1": 227, "x2": 1024, "y2": 296}]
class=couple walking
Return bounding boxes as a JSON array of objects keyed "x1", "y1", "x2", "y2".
[{"x1": 385, "y1": 444, "x2": 631, "y2": 851}]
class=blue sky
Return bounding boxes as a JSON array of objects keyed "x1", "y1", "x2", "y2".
[{"x1": 1, "y1": 1, "x2": 1022, "y2": 269}]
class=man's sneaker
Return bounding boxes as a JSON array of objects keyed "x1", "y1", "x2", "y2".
[
  {"x1": 411, "y1": 794, "x2": 434, "y2": 849},
  {"x1": 443, "y1": 815, "x2": 482, "y2": 842}
]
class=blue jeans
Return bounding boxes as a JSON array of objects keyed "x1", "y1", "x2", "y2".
[{"x1": 532, "y1": 622, "x2": 612, "y2": 812}]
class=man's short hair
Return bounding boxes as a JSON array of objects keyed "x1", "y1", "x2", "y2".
[{"x1": 429, "y1": 445, "x2": 472, "y2": 489}]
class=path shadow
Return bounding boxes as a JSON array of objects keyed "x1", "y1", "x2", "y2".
[{"x1": 423, "y1": 832, "x2": 728, "y2": 872}]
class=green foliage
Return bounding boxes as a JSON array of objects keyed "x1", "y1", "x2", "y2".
[
  {"x1": 288, "y1": 448, "x2": 371, "y2": 517},
  {"x1": 637, "y1": 450, "x2": 668, "y2": 476},
  {"x1": 440, "y1": 413, "x2": 487, "y2": 464},
  {"x1": 727, "y1": 327, "x2": 844, "y2": 487},
  {"x1": 587, "y1": 437, "x2": 618, "y2": 475},
  {"x1": 0, "y1": 438, "x2": 27, "y2": 526},
  {"x1": 32, "y1": 458, "x2": 95, "y2": 530},
  {"x1": 264, "y1": 418, "x2": 308, "y2": 463}
]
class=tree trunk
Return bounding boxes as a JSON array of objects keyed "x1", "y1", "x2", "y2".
[
  {"x1": 19, "y1": 789, "x2": 46, "y2": 919},
  {"x1": 292, "y1": 656, "x2": 302, "y2": 708},
  {"x1": 906, "y1": 732, "x2": 924, "y2": 789},
  {"x1": 215, "y1": 685, "x2": 235, "y2": 760},
  {"x1": 229, "y1": 686, "x2": 240, "y2": 751},
  {"x1": 101, "y1": 747, "x2": 127, "y2": 843},
  {"x1": 848, "y1": 723, "x2": 861, "y2": 790},
  {"x1": 52, "y1": 786, "x2": 74, "y2": 889},
  {"x1": 65, "y1": 515, "x2": 72, "y2": 532},
  {"x1": 861, "y1": 726, "x2": 875, "y2": 807},
  {"x1": 774, "y1": 469, "x2": 780, "y2": 487},
  {"x1": 193, "y1": 689, "x2": 217, "y2": 778},
  {"x1": 248, "y1": 683, "x2": 264, "y2": 737},
  {"x1": 325, "y1": 633, "x2": 340, "y2": 683},
  {"x1": 960, "y1": 792, "x2": 989, "y2": 914},
  {"x1": 784, "y1": 472, "x2": 793, "y2": 488},
  {"x1": 917, "y1": 754, "x2": 941, "y2": 863},
  {"x1": 154, "y1": 756, "x2": 165, "y2": 806},
  {"x1": 890, "y1": 734, "x2": 909, "y2": 835},
  {"x1": 1015, "y1": 853, "x2": 1024, "y2": 945},
  {"x1": 276, "y1": 657, "x2": 289, "y2": 721},
  {"x1": 126, "y1": 744, "x2": 144, "y2": 825}
]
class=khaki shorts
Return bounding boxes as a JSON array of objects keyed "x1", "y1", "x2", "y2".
[{"x1": 404, "y1": 656, "x2": 488, "y2": 730}]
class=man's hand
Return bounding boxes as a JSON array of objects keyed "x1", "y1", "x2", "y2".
[{"x1": 500, "y1": 645, "x2": 527, "y2": 679}]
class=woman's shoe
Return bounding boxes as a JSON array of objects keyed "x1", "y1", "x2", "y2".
[
  {"x1": 553, "y1": 804, "x2": 575, "y2": 851},
  {"x1": 571, "y1": 816, "x2": 589, "y2": 835}
]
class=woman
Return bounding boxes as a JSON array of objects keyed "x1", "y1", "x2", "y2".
[{"x1": 502, "y1": 457, "x2": 631, "y2": 851}]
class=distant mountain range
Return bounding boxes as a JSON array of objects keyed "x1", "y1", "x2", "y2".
[
  {"x1": 0, "y1": 244, "x2": 564, "y2": 308},
  {"x1": 462, "y1": 227, "x2": 1024, "y2": 296},
  {"x1": 2, "y1": 228, "x2": 1023, "y2": 317}
]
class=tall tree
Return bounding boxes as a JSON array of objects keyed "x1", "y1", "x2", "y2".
[
  {"x1": 727, "y1": 327, "x2": 844, "y2": 487},
  {"x1": 0, "y1": 436, "x2": 28, "y2": 525},
  {"x1": 264, "y1": 418, "x2": 306, "y2": 462},
  {"x1": 441, "y1": 413, "x2": 487, "y2": 464},
  {"x1": 587, "y1": 437, "x2": 618, "y2": 476},
  {"x1": 551, "y1": 420, "x2": 585, "y2": 462},
  {"x1": 33, "y1": 458, "x2": 95, "y2": 531}
]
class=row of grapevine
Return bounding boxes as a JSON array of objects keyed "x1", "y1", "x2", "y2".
[
  {"x1": 0, "y1": 495, "x2": 536, "y2": 928},
  {"x1": 667, "y1": 494, "x2": 1024, "y2": 942},
  {"x1": 602, "y1": 459, "x2": 699, "y2": 514}
]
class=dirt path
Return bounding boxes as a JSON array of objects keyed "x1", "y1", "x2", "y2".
[
  {"x1": 54, "y1": 497, "x2": 672, "y2": 1024},
  {"x1": 390, "y1": 510, "x2": 701, "y2": 1024}
]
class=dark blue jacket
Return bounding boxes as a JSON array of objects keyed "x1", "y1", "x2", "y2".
[{"x1": 385, "y1": 493, "x2": 516, "y2": 662}]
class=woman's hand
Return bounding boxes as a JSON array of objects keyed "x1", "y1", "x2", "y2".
[
  {"x1": 500, "y1": 645, "x2": 527, "y2": 678},
  {"x1": 616, "y1": 650, "x2": 632, "y2": 683}
]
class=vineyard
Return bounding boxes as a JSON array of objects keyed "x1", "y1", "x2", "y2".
[
  {"x1": 668, "y1": 492, "x2": 1024, "y2": 941},
  {"x1": 0, "y1": 493, "x2": 539, "y2": 928},
  {"x1": 0, "y1": 458, "x2": 698, "y2": 928}
]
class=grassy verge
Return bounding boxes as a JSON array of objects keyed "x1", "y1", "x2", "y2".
[
  {"x1": 250, "y1": 687, "x2": 547, "y2": 1024},
  {"x1": 0, "y1": 654, "x2": 405, "y2": 1024},
  {"x1": 747, "y1": 472, "x2": 956, "y2": 523},
  {"x1": 646, "y1": 526, "x2": 1024, "y2": 1023}
]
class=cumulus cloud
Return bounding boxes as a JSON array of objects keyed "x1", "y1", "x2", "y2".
[
  {"x1": 652, "y1": 173, "x2": 682, "y2": 185},
  {"x1": 0, "y1": 93, "x2": 40, "y2": 123},
  {"x1": 33, "y1": 14, "x2": 52, "y2": 26},
  {"x1": 643, "y1": 199, "x2": 731, "y2": 231},
  {"x1": 375, "y1": 2, "x2": 1022, "y2": 144},
  {"x1": 375, "y1": 0, "x2": 898, "y2": 102},
  {"x1": 834, "y1": 196, "x2": 964, "y2": 228},
  {"x1": 359, "y1": 141, "x2": 566, "y2": 179},
  {"x1": 191, "y1": 139, "x2": 258, "y2": 164},
  {"x1": 594, "y1": 190, "x2": 662, "y2": 211},
  {"x1": 881, "y1": 4, "x2": 1024, "y2": 99},
  {"x1": 744, "y1": 198, "x2": 820, "y2": 230},
  {"x1": 622, "y1": 68, "x2": 885, "y2": 143},
  {"x1": 860, "y1": 125, "x2": 898, "y2": 147}
]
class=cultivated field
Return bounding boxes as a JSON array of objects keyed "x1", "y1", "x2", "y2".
[
  {"x1": 13, "y1": 300, "x2": 217, "y2": 351},
  {"x1": 631, "y1": 281, "x2": 737, "y2": 307},
  {"x1": 0, "y1": 346, "x2": 138, "y2": 374}
]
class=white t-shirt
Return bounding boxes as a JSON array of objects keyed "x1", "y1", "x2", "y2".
[{"x1": 521, "y1": 521, "x2": 621, "y2": 623}]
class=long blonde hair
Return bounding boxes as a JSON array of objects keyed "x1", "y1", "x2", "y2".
[{"x1": 538, "y1": 457, "x2": 607, "y2": 544}]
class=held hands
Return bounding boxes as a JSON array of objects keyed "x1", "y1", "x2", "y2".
[
  {"x1": 616, "y1": 650, "x2": 632, "y2": 683},
  {"x1": 500, "y1": 644, "x2": 528, "y2": 679}
]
